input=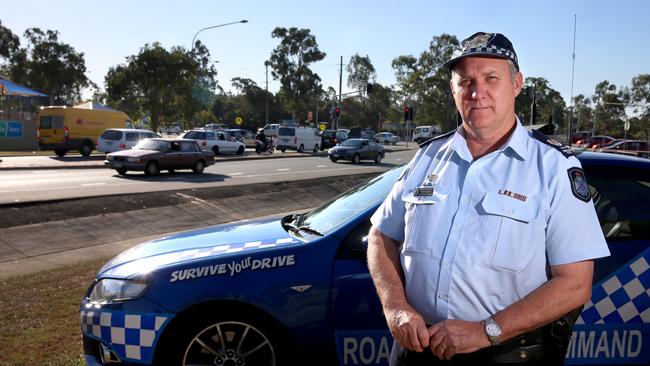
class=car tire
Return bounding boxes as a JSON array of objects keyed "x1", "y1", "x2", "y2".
[
  {"x1": 313, "y1": 144, "x2": 319, "y2": 153},
  {"x1": 116, "y1": 168, "x2": 127, "y2": 175},
  {"x1": 212, "y1": 146, "x2": 220, "y2": 155},
  {"x1": 280, "y1": 148, "x2": 286, "y2": 153},
  {"x1": 375, "y1": 153, "x2": 383, "y2": 164},
  {"x1": 168, "y1": 169, "x2": 175, "y2": 174},
  {"x1": 330, "y1": 157, "x2": 338, "y2": 163},
  {"x1": 144, "y1": 161, "x2": 159, "y2": 176},
  {"x1": 54, "y1": 149, "x2": 67, "y2": 157},
  {"x1": 352, "y1": 154, "x2": 360, "y2": 164},
  {"x1": 255, "y1": 143, "x2": 263, "y2": 154},
  {"x1": 80, "y1": 142, "x2": 93, "y2": 157},
  {"x1": 158, "y1": 311, "x2": 286, "y2": 366},
  {"x1": 392, "y1": 141, "x2": 397, "y2": 145},
  {"x1": 193, "y1": 160, "x2": 205, "y2": 174},
  {"x1": 237, "y1": 146, "x2": 245, "y2": 155},
  {"x1": 297, "y1": 144, "x2": 304, "y2": 153}
]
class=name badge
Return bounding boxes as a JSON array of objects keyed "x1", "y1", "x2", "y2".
[{"x1": 414, "y1": 187, "x2": 434, "y2": 196}]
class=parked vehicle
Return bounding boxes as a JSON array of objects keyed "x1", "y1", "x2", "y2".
[
  {"x1": 347, "y1": 127, "x2": 374, "y2": 139},
  {"x1": 320, "y1": 129, "x2": 349, "y2": 150},
  {"x1": 179, "y1": 130, "x2": 245, "y2": 155},
  {"x1": 575, "y1": 135, "x2": 616, "y2": 149},
  {"x1": 160, "y1": 123, "x2": 182, "y2": 135},
  {"x1": 37, "y1": 102, "x2": 133, "y2": 157},
  {"x1": 104, "y1": 138, "x2": 214, "y2": 176},
  {"x1": 412, "y1": 125, "x2": 439, "y2": 144},
  {"x1": 262, "y1": 123, "x2": 280, "y2": 137},
  {"x1": 598, "y1": 140, "x2": 650, "y2": 158},
  {"x1": 570, "y1": 130, "x2": 593, "y2": 145},
  {"x1": 277, "y1": 126, "x2": 320, "y2": 153},
  {"x1": 96, "y1": 129, "x2": 160, "y2": 154},
  {"x1": 328, "y1": 138, "x2": 384, "y2": 164},
  {"x1": 374, "y1": 132, "x2": 399, "y2": 145},
  {"x1": 225, "y1": 129, "x2": 257, "y2": 148},
  {"x1": 204, "y1": 123, "x2": 228, "y2": 131}
]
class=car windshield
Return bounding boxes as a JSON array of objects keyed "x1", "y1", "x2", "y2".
[
  {"x1": 133, "y1": 139, "x2": 167, "y2": 151},
  {"x1": 295, "y1": 166, "x2": 404, "y2": 235},
  {"x1": 340, "y1": 139, "x2": 362, "y2": 147}
]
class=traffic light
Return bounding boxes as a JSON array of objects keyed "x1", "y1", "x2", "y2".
[
  {"x1": 403, "y1": 107, "x2": 410, "y2": 122},
  {"x1": 409, "y1": 107, "x2": 415, "y2": 121},
  {"x1": 366, "y1": 83, "x2": 374, "y2": 94},
  {"x1": 335, "y1": 107, "x2": 341, "y2": 118}
]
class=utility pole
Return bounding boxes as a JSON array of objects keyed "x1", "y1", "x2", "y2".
[
  {"x1": 338, "y1": 56, "x2": 343, "y2": 130},
  {"x1": 265, "y1": 63, "x2": 269, "y2": 125},
  {"x1": 568, "y1": 14, "x2": 578, "y2": 143}
]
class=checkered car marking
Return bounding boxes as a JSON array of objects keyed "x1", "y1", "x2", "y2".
[
  {"x1": 577, "y1": 249, "x2": 650, "y2": 325},
  {"x1": 172, "y1": 237, "x2": 298, "y2": 261},
  {"x1": 80, "y1": 310, "x2": 170, "y2": 362}
]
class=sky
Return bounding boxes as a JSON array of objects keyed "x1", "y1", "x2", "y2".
[{"x1": 2, "y1": 0, "x2": 649, "y2": 105}]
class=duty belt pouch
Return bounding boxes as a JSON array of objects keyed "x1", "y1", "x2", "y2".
[{"x1": 543, "y1": 305, "x2": 584, "y2": 363}]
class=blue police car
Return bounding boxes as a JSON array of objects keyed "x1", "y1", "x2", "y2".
[{"x1": 80, "y1": 152, "x2": 650, "y2": 366}]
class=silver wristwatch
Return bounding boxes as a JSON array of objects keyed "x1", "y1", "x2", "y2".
[{"x1": 484, "y1": 316, "x2": 502, "y2": 346}]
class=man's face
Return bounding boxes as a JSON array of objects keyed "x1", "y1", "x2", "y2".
[{"x1": 450, "y1": 57, "x2": 523, "y2": 135}]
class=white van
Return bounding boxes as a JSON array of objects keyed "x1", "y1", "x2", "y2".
[
  {"x1": 263, "y1": 123, "x2": 280, "y2": 137},
  {"x1": 96, "y1": 128, "x2": 160, "y2": 154},
  {"x1": 277, "y1": 126, "x2": 321, "y2": 153},
  {"x1": 412, "y1": 125, "x2": 440, "y2": 144}
]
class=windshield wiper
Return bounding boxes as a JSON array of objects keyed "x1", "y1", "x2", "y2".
[
  {"x1": 298, "y1": 225, "x2": 323, "y2": 236},
  {"x1": 282, "y1": 221, "x2": 303, "y2": 237}
]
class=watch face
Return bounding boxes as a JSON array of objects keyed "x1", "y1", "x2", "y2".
[{"x1": 486, "y1": 323, "x2": 501, "y2": 336}]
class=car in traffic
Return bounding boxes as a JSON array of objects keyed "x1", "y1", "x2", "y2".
[
  {"x1": 328, "y1": 138, "x2": 384, "y2": 164},
  {"x1": 96, "y1": 128, "x2": 160, "y2": 154},
  {"x1": 374, "y1": 132, "x2": 399, "y2": 145},
  {"x1": 598, "y1": 139, "x2": 650, "y2": 158},
  {"x1": 277, "y1": 125, "x2": 321, "y2": 153},
  {"x1": 81, "y1": 151, "x2": 650, "y2": 366},
  {"x1": 575, "y1": 135, "x2": 616, "y2": 149},
  {"x1": 224, "y1": 128, "x2": 257, "y2": 148},
  {"x1": 104, "y1": 138, "x2": 215, "y2": 175},
  {"x1": 320, "y1": 129, "x2": 349, "y2": 150},
  {"x1": 179, "y1": 129, "x2": 245, "y2": 155}
]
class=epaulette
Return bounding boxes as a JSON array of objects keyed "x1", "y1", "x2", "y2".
[
  {"x1": 419, "y1": 130, "x2": 455, "y2": 149},
  {"x1": 531, "y1": 129, "x2": 574, "y2": 158}
]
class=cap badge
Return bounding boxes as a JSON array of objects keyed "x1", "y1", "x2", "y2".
[{"x1": 463, "y1": 33, "x2": 492, "y2": 49}]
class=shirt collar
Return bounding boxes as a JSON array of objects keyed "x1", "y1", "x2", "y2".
[{"x1": 446, "y1": 117, "x2": 528, "y2": 162}]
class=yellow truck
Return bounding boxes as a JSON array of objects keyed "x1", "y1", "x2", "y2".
[{"x1": 37, "y1": 102, "x2": 133, "y2": 157}]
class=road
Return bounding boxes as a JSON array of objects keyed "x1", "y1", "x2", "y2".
[{"x1": 0, "y1": 150, "x2": 416, "y2": 204}]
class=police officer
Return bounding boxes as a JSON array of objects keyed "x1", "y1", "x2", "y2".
[{"x1": 367, "y1": 32, "x2": 610, "y2": 365}]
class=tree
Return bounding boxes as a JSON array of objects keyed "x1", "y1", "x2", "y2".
[
  {"x1": 105, "y1": 42, "x2": 216, "y2": 131},
  {"x1": 2, "y1": 27, "x2": 91, "y2": 105},
  {"x1": 0, "y1": 20, "x2": 19, "y2": 59},
  {"x1": 516, "y1": 77, "x2": 566, "y2": 132},
  {"x1": 591, "y1": 81, "x2": 627, "y2": 137},
  {"x1": 267, "y1": 27, "x2": 326, "y2": 123},
  {"x1": 346, "y1": 54, "x2": 376, "y2": 97},
  {"x1": 629, "y1": 74, "x2": 650, "y2": 140}
]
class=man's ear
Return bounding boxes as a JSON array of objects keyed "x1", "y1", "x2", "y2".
[{"x1": 514, "y1": 71, "x2": 524, "y2": 97}]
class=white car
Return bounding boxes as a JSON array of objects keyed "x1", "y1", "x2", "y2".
[
  {"x1": 179, "y1": 130, "x2": 245, "y2": 155},
  {"x1": 374, "y1": 132, "x2": 400, "y2": 145},
  {"x1": 96, "y1": 128, "x2": 160, "y2": 154}
]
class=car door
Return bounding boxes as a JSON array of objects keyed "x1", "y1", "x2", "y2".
[
  {"x1": 179, "y1": 141, "x2": 201, "y2": 168},
  {"x1": 216, "y1": 132, "x2": 235, "y2": 153},
  {"x1": 330, "y1": 218, "x2": 392, "y2": 366}
]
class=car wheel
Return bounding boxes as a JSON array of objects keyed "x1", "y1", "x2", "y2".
[
  {"x1": 79, "y1": 143, "x2": 93, "y2": 157},
  {"x1": 297, "y1": 144, "x2": 304, "y2": 153},
  {"x1": 116, "y1": 168, "x2": 127, "y2": 175},
  {"x1": 313, "y1": 144, "x2": 319, "y2": 153},
  {"x1": 212, "y1": 146, "x2": 220, "y2": 155},
  {"x1": 237, "y1": 146, "x2": 244, "y2": 155},
  {"x1": 193, "y1": 160, "x2": 205, "y2": 174},
  {"x1": 255, "y1": 143, "x2": 262, "y2": 154},
  {"x1": 168, "y1": 169, "x2": 175, "y2": 174},
  {"x1": 144, "y1": 161, "x2": 159, "y2": 176},
  {"x1": 352, "y1": 154, "x2": 360, "y2": 164},
  {"x1": 54, "y1": 149, "x2": 67, "y2": 157},
  {"x1": 375, "y1": 153, "x2": 383, "y2": 164},
  {"x1": 280, "y1": 148, "x2": 286, "y2": 153},
  {"x1": 330, "y1": 157, "x2": 338, "y2": 163},
  {"x1": 161, "y1": 312, "x2": 285, "y2": 366},
  {"x1": 392, "y1": 141, "x2": 397, "y2": 145}
]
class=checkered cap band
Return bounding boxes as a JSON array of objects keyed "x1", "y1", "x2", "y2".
[
  {"x1": 81, "y1": 310, "x2": 169, "y2": 362},
  {"x1": 443, "y1": 32, "x2": 519, "y2": 69},
  {"x1": 576, "y1": 249, "x2": 650, "y2": 325}
]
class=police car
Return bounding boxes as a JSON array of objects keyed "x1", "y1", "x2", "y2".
[{"x1": 80, "y1": 152, "x2": 650, "y2": 366}]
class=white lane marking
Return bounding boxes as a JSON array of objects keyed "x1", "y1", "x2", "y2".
[
  {"x1": 81, "y1": 183, "x2": 106, "y2": 186},
  {"x1": 235, "y1": 166, "x2": 384, "y2": 179},
  {"x1": 276, "y1": 168, "x2": 290, "y2": 171},
  {"x1": 229, "y1": 172, "x2": 244, "y2": 176},
  {"x1": 31, "y1": 170, "x2": 61, "y2": 174},
  {"x1": 316, "y1": 165, "x2": 326, "y2": 168}
]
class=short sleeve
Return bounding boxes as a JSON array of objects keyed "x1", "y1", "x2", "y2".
[
  {"x1": 370, "y1": 169, "x2": 408, "y2": 242},
  {"x1": 545, "y1": 157, "x2": 610, "y2": 265}
]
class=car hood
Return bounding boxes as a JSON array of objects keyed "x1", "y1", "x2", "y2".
[
  {"x1": 108, "y1": 149, "x2": 160, "y2": 158},
  {"x1": 99, "y1": 216, "x2": 301, "y2": 278}
]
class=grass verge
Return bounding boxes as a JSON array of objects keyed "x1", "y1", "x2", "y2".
[{"x1": 0, "y1": 259, "x2": 107, "y2": 365}]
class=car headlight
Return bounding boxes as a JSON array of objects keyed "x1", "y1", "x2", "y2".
[
  {"x1": 127, "y1": 157, "x2": 141, "y2": 163},
  {"x1": 85, "y1": 279, "x2": 148, "y2": 307}
]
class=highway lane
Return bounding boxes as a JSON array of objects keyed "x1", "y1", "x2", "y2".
[{"x1": 0, "y1": 150, "x2": 416, "y2": 204}]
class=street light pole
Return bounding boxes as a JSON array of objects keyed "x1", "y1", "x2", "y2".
[{"x1": 191, "y1": 19, "x2": 248, "y2": 51}]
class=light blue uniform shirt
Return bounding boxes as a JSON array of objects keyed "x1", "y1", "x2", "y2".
[{"x1": 370, "y1": 121, "x2": 610, "y2": 324}]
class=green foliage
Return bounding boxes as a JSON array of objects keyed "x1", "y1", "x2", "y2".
[
  {"x1": 1, "y1": 27, "x2": 91, "y2": 105},
  {"x1": 516, "y1": 77, "x2": 567, "y2": 130},
  {"x1": 268, "y1": 27, "x2": 326, "y2": 123},
  {"x1": 347, "y1": 54, "x2": 376, "y2": 97}
]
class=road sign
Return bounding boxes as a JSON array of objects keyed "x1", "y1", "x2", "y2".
[
  {"x1": 624, "y1": 121, "x2": 630, "y2": 131},
  {"x1": 235, "y1": 117, "x2": 243, "y2": 126},
  {"x1": 319, "y1": 123, "x2": 326, "y2": 131}
]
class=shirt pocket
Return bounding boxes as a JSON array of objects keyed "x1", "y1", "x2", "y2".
[
  {"x1": 471, "y1": 193, "x2": 542, "y2": 272},
  {"x1": 401, "y1": 190, "x2": 448, "y2": 253}
]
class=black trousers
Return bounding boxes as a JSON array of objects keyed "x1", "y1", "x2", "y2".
[{"x1": 389, "y1": 330, "x2": 566, "y2": 366}]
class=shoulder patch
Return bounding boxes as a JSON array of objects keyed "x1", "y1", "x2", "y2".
[
  {"x1": 532, "y1": 129, "x2": 574, "y2": 158},
  {"x1": 419, "y1": 130, "x2": 455, "y2": 149},
  {"x1": 567, "y1": 167, "x2": 591, "y2": 202}
]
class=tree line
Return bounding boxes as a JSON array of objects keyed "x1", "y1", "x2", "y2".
[{"x1": 1, "y1": 19, "x2": 649, "y2": 140}]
